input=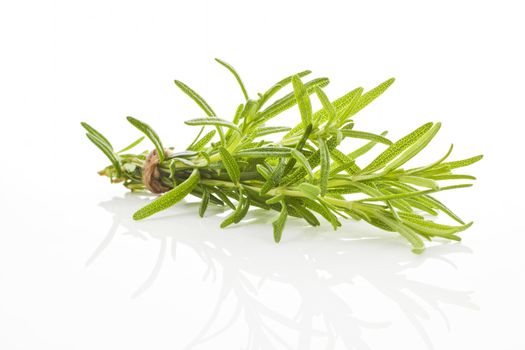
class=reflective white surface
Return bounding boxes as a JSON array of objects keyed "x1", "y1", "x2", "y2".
[
  {"x1": 1, "y1": 0, "x2": 524, "y2": 348},
  {"x1": 2, "y1": 189, "x2": 486, "y2": 349}
]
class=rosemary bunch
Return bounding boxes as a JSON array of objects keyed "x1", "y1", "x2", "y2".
[{"x1": 82, "y1": 59, "x2": 482, "y2": 253}]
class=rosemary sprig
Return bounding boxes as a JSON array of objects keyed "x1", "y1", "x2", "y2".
[{"x1": 82, "y1": 59, "x2": 482, "y2": 254}]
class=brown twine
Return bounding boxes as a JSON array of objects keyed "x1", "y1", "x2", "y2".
[{"x1": 142, "y1": 149, "x2": 170, "y2": 194}]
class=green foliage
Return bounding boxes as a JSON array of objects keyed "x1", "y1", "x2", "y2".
[
  {"x1": 132, "y1": 169, "x2": 200, "y2": 220},
  {"x1": 273, "y1": 202, "x2": 288, "y2": 243},
  {"x1": 184, "y1": 117, "x2": 240, "y2": 131},
  {"x1": 188, "y1": 130, "x2": 216, "y2": 151},
  {"x1": 126, "y1": 116, "x2": 165, "y2": 162},
  {"x1": 85, "y1": 132, "x2": 122, "y2": 176},
  {"x1": 318, "y1": 137, "x2": 330, "y2": 195},
  {"x1": 292, "y1": 75, "x2": 313, "y2": 127},
  {"x1": 174, "y1": 80, "x2": 216, "y2": 116},
  {"x1": 219, "y1": 146, "x2": 240, "y2": 185},
  {"x1": 117, "y1": 136, "x2": 145, "y2": 154},
  {"x1": 83, "y1": 60, "x2": 482, "y2": 253},
  {"x1": 214, "y1": 58, "x2": 249, "y2": 101}
]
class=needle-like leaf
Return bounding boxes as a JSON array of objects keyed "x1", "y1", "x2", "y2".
[
  {"x1": 361, "y1": 122, "x2": 434, "y2": 174},
  {"x1": 86, "y1": 133, "x2": 121, "y2": 176},
  {"x1": 318, "y1": 137, "x2": 330, "y2": 195},
  {"x1": 292, "y1": 75, "x2": 313, "y2": 127},
  {"x1": 174, "y1": 80, "x2": 216, "y2": 116},
  {"x1": 199, "y1": 187, "x2": 210, "y2": 217},
  {"x1": 126, "y1": 116, "x2": 165, "y2": 162},
  {"x1": 340, "y1": 130, "x2": 392, "y2": 145},
  {"x1": 346, "y1": 78, "x2": 395, "y2": 118},
  {"x1": 235, "y1": 147, "x2": 292, "y2": 158},
  {"x1": 315, "y1": 86, "x2": 336, "y2": 127},
  {"x1": 290, "y1": 149, "x2": 313, "y2": 180},
  {"x1": 219, "y1": 146, "x2": 240, "y2": 185},
  {"x1": 258, "y1": 78, "x2": 329, "y2": 123},
  {"x1": 215, "y1": 58, "x2": 249, "y2": 101},
  {"x1": 383, "y1": 122, "x2": 441, "y2": 173},
  {"x1": 188, "y1": 130, "x2": 216, "y2": 151},
  {"x1": 133, "y1": 168, "x2": 200, "y2": 220},
  {"x1": 259, "y1": 70, "x2": 312, "y2": 106},
  {"x1": 185, "y1": 117, "x2": 240, "y2": 132},
  {"x1": 81, "y1": 122, "x2": 113, "y2": 150},
  {"x1": 117, "y1": 136, "x2": 145, "y2": 154},
  {"x1": 253, "y1": 126, "x2": 292, "y2": 138},
  {"x1": 273, "y1": 202, "x2": 288, "y2": 243}
]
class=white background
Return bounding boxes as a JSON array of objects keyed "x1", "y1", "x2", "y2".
[{"x1": 1, "y1": 0, "x2": 524, "y2": 349}]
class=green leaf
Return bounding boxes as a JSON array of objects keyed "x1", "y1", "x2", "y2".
[
  {"x1": 232, "y1": 103, "x2": 244, "y2": 124},
  {"x1": 210, "y1": 187, "x2": 236, "y2": 210},
  {"x1": 315, "y1": 87, "x2": 337, "y2": 127},
  {"x1": 185, "y1": 117, "x2": 240, "y2": 132},
  {"x1": 400, "y1": 213, "x2": 472, "y2": 236},
  {"x1": 282, "y1": 123, "x2": 313, "y2": 176},
  {"x1": 258, "y1": 78, "x2": 329, "y2": 123},
  {"x1": 289, "y1": 202, "x2": 320, "y2": 226},
  {"x1": 361, "y1": 122, "x2": 434, "y2": 174},
  {"x1": 85, "y1": 133, "x2": 121, "y2": 175},
  {"x1": 235, "y1": 147, "x2": 292, "y2": 158},
  {"x1": 297, "y1": 183, "x2": 321, "y2": 200},
  {"x1": 383, "y1": 122, "x2": 441, "y2": 173},
  {"x1": 281, "y1": 136, "x2": 339, "y2": 186},
  {"x1": 398, "y1": 175, "x2": 439, "y2": 189},
  {"x1": 292, "y1": 75, "x2": 313, "y2": 127},
  {"x1": 329, "y1": 149, "x2": 361, "y2": 175},
  {"x1": 423, "y1": 194, "x2": 466, "y2": 224},
  {"x1": 356, "y1": 184, "x2": 472, "y2": 202},
  {"x1": 346, "y1": 78, "x2": 395, "y2": 118},
  {"x1": 428, "y1": 174, "x2": 476, "y2": 181},
  {"x1": 283, "y1": 87, "x2": 363, "y2": 140},
  {"x1": 219, "y1": 146, "x2": 240, "y2": 185},
  {"x1": 256, "y1": 163, "x2": 272, "y2": 180},
  {"x1": 322, "y1": 87, "x2": 363, "y2": 127},
  {"x1": 174, "y1": 80, "x2": 216, "y2": 116},
  {"x1": 269, "y1": 158, "x2": 287, "y2": 185},
  {"x1": 329, "y1": 161, "x2": 359, "y2": 176},
  {"x1": 199, "y1": 187, "x2": 210, "y2": 217},
  {"x1": 382, "y1": 180, "x2": 463, "y2": 222},
  {"x1": 117, "y1": 136, "x2": 145, "y2": 154},
  {"x1": 340, "y1": 130, "x2": 392, "y2": 145},
  {"x1": 133, "y1": 168, "x2": 200, "y2": 220},
  {"x1": 266, "y1": 193, "x2": 285, "y2": 204},
  {"x1": 254, "y1": 126, "x2": 292, "y2": 138},
  {"x1": 290, "y1": 149, "x2": 313, "y2": 180},
  {"x1": 235, "y1": 197, "x2": 250, "y2": 223},
  {"x1": 221, "y1": 192, "x2": 251, "y2": 227},
  {"x1": 221, "y1": 194, "x2": 247, "y2": 228},
  {"x1": 379, "y1": 215, "x2": 425, "y2": 254},
  {"x1": 404, "y1": 144, "x2": 454, "y2": 176},
  {"x1": 259, "y1": 70, "x2": 312, "y2": 107},
  {"x1": 188, "y1": 130, "x2": 216, "y2": 151},
  {"x1": 347, "y1": 131, "x2": 388, "y2": 160},
  {"x1": 215, "y1": 58, "x2": 249, "y2": 100},
  {"x1": 441, "y1": 155, "x2": 483, "y2": 170},
  {"x1": 239, "y1": 99, "x2": 258, "y2": 123},
  {"x1": 126, "y1": 116, "x2": 165, "y2": 162},
  {"x1": 318, "y1": 137, "x2": 330, "y2": 195},
  {"x1": 273, "y1": 202, "x2": 288, "y2": 243},
  {"x1": 166, "y1": 150, "x2": 198, "y2": 159},
  {"x1": 304, "y1": 199, "x2": 341, "y2": 230},
  {"x1": 81, "y1": 122, "x2": 113, "y2": 150}
]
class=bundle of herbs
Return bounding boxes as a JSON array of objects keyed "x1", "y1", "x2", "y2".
[{"x1": 82, "y1": 59, "x2": 482, "y2": 253}]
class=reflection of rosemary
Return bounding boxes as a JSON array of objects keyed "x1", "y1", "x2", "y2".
[{"x1": 82, "y1": 59, "x2": 482, "y2": 253}]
